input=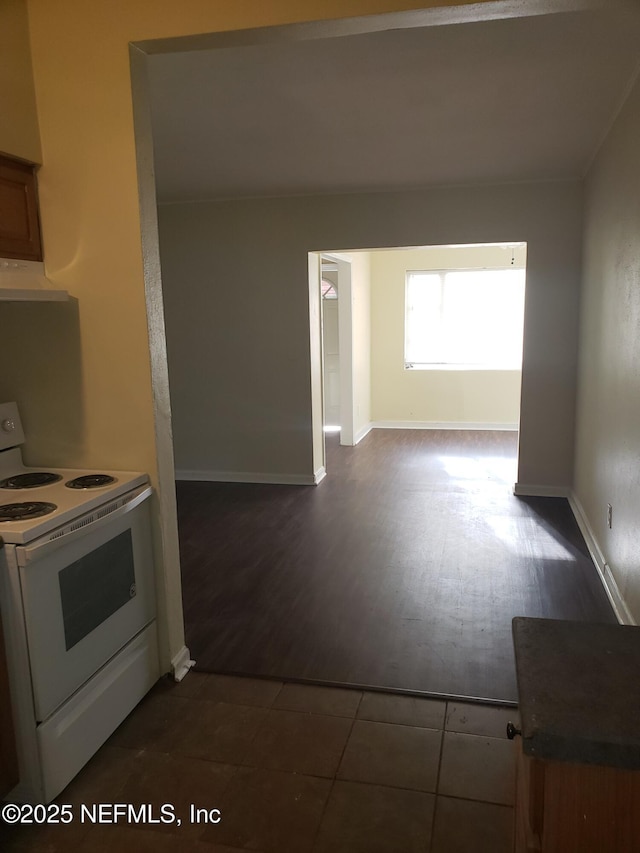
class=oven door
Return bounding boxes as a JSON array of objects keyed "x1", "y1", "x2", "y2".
[{"x1": 17, "y1": 486, "x2": 155, "y2": 722}]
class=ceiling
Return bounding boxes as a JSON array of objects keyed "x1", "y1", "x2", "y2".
[{"x1": 146, "y1": 7, "x2": 640, "y2": 204}]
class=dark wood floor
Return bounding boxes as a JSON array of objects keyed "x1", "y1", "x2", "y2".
[{"x1": 176, "y1": 429, "x2": 615, "y2": 703}]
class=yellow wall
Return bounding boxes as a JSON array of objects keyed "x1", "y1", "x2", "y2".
[
  {"x1": 21, "y1": 0, "x2": 495, "y2": 670},
  {"x1": 0, "y1": 0, "x2": 41, "y2": 162}
]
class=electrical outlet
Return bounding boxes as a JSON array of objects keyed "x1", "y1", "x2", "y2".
[{"x1": 607, "y1": 503, "x2": 613, "y2": 529}]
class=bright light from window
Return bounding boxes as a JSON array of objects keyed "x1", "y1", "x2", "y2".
[
  {"x1": 439, "y1": 454, "x2": 517, "y2": 485},
  {"x1": 486, "y1": 515, "x2": 575, "y2": 561},
  {"x1": 405, "y1": 268, "x2": 525, "y2": 369}
]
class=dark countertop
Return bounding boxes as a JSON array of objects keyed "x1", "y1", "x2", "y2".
[{"x1": 512, "y1": 616, "x2": 640, "y2": 769}]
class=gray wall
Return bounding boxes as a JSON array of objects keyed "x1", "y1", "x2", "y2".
[
  {"x1": 158, "y1": 179, "x2": 583, "y2": 488},
  {"x1": 574, "y1": 74, "x2": 640, "y2": 621}
]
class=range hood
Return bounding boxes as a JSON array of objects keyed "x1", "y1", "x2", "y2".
[{"x1": 0, "y1": 258, "x2": 69, "y2": 302}]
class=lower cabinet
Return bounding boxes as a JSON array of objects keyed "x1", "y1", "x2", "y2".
[{"x1": 514, "y1": 743, "x2": 640, "y2": 852}]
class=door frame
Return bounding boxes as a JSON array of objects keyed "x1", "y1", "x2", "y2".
[
  {"x1": 310, "y1": 252, "x2": 355, "y2": 479},
  {"x1": 322, "y1": 252, "x2": 355, "y2": 446}
]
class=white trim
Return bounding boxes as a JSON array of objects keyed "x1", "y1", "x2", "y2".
[
  {"x1": 314, "y1": 466, "x2": 327, "y2": 484},
  {"x1": 336, "y1": 256, "x2": 355, "y2": 446},
  {"x1": 321, "y1": 251, "x2": 352, "y2": 263},
  {"x1": 372, "y1": 420, "x2": 519, "y2": 431},
  {"x1": 354, "y1": 423, "x2": 373, "y2": 444},
  {"x1": 309, "y1": 252, "x2": 325, "y2": 476},
  {"x1": 131, "y1": 44, "x2": 187, "y2": 675},
  {"x1": 569, "y1": 493, "x2": 635, "y2": 626},
  {"x1": 171, "y1": 646, "x2": 195, "y2": 682},
  {"x1": 513, "y1": 483, "x2": 570, "y2": 498},
  {"x1": 405, "y1": 364, "x2": 523, "y2": 372},
  {"x1": 175, "y1": 469, "x2": 316, "y2": 485}
]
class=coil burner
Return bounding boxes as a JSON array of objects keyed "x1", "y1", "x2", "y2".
[
  {"x1": 0, "y1": 502, "x2": 57, "y2": 521},
  {"x1": 65, "y1": 475, "x2": 117, "y2": 490}
]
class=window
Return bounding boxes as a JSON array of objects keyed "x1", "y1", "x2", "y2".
[
  {"x1": 322, "y1": 279, "x2": 337, "y2": 300},
  {"x1": 405, "y1": 268, "x2": 525, "y2": 369}
]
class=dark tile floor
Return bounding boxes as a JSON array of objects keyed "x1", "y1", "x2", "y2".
[{"x1": 1, "y1": 673, "x2": 518, "y2": 852}]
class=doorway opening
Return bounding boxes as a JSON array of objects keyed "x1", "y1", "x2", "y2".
[
  {"x1": 310, "y1": 242, "x2": 527, "y2": 486},
  {"x1": 309, "y1": 251, "x2": 360, "y2": 480}
]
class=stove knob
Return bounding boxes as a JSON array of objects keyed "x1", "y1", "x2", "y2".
[{"x1": 1, "y1": 418, "x2": 16, "y2": 433}]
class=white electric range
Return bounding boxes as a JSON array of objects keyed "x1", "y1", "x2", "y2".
[{"x1": 0, "y1": 402, "x2": 159, "y2": 804}]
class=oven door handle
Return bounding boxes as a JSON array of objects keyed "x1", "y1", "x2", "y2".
[{"x1": 17, "y1": 485, "x2": 152, "y2": 566}]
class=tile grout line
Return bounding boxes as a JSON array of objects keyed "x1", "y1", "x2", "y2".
[
  {"x1": 49, "y1": 680, "x2": 515, "y2": 853},
  {"x1": 309, "y1": 690, "x2": 365, "y2": 852},
  {"x1": 179, "y1": 684, "x2": 462, "y2": 794},
  {"x1": 113, "y1": 677, "x2": 517, "y2": 848},
  {"x1": 432, "y1": 792, "x2": 515, "y2": 809},
  {"x1": 232, "y1": 681, "x2": 287, "y2": 767},
  {"x1": 427, "y1": 701, "x2": 450, "y2": 853},
  {"x1": 435, "y1": 702, "x2": 449, "y2": 794}
]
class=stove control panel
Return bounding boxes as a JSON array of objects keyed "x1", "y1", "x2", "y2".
[{"x1": 0, "y1": 403, "x2": 25, "y2": 450}]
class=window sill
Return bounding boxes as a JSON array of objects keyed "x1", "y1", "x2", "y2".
[{"x1": 404, "y1": 364, "x2": 521, "y2": 372}]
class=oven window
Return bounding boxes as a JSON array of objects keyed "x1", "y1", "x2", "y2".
[{"x1": 58, "y1": 530, "x2": 136, "y2": 650}]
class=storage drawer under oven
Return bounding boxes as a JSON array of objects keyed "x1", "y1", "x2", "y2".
[
  {"x1": 38, "y1": 622, "x2": 159, "y2": 803},
  {"x1": 17, "y1": 487, "x2": 155, "y2": 722}
]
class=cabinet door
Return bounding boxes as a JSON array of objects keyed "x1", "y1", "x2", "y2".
[
  {"x1": 515, "y1": 748, "x2": 544, "y2": 852},
  {"x1": 0, "y1": 608, "x2": 19, "y2": 798},
  {"x1": 0, "y1": 154, "x2": 43, "y2": 261},
  {"x1": 541, "y1": 759, "x2": 640, "y2": 853}
]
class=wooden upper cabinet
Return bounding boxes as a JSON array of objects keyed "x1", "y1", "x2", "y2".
[{"x1": 0, "y1": 153, "x2": 43, "y2": 261}]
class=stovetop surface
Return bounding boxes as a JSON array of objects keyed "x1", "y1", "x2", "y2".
[{"x1": 0, "y1": 447, "x2": 147, "y2": 544}]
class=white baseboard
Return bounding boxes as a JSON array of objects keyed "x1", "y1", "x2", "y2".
[
  {"x1": 371, "y1": 420, "x2": 519, "y2": 431},
  {"x1": 314, "y1": 466, "x2": 326, "y2": 484},
  {"x1": 353, "y1": 423, "x2": 373, "y2": 444},
  {"x1": 171, "y1": 646, "x2": 196, "y2": 682},
  {"x1": 513, "y1": 483, "x2": 571, "y2": 498},
  {"x1": 569, "y1": 492, "x2": 635, "y2": 626},
  {"x1": 176, "y1": 469, "x2": 316, "y2": 486}
]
